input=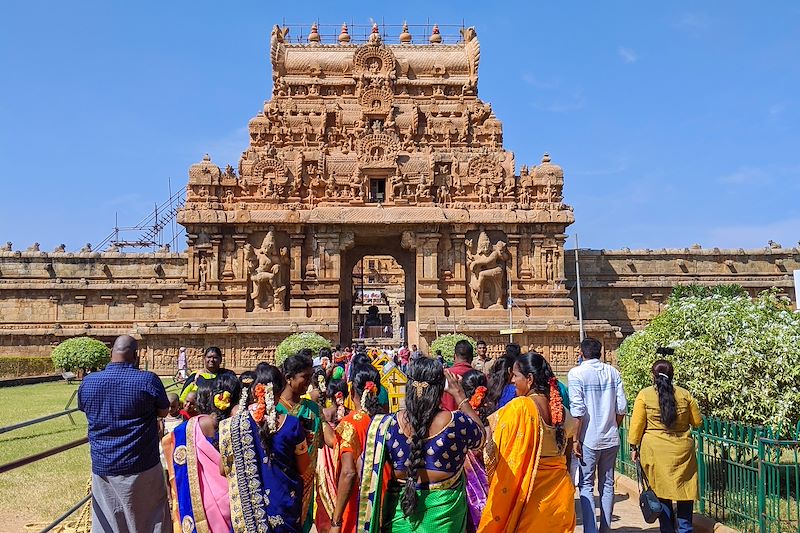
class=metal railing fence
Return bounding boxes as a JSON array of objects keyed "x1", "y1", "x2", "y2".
[{"x1": 617, "y1": 413, "x2": 800, "y2": 533}]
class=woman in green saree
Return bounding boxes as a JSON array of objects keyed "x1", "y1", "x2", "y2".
[
  {"x1": 277, "y1": 353, "x2": 329, "y2": 533},
  {"x1": 357, "y1": 357, "x2": 485, "y2": 533}
]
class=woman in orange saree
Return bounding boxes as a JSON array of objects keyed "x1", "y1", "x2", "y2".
[
  {"x1": 478, "y1": 352, "x2": 576, "y2": 533},
  {"x1": 328, "y1": 364, "x2": 382, "y2": 533}
]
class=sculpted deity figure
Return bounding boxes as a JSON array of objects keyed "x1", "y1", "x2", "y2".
[
  {"x1": 415, "y1": 175, "x2": 428, "y2": 202},
  {"x1": 248, "y1": 229, "x2": 289, "y2": 311},
  {"x1": 325, "y1": 173, "x2": 338, "y2": 198},
  {"x1": 350, "y1": 169, "x2": 365, "y2": 199},
  {"x1": 466, "y1": 231, "x2": 510, "y2": 309},
  {"x1": 391, "y1": 171, "x2": 405, "y2": 199},
  {"x1": 198, "y1": 255, "x2": 208, "y2": 290}
]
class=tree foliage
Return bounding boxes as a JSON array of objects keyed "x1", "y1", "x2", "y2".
[
  {"x1": 275, "y1": 332, "x2": 331, "y2": 366},
  {"x1": 430, "y1": 333, "x2": 477, "y2": 365},
  {"x1": 51, "y1": 337, "x2": 110, "y2": 373},
  {"x1": 618, "y1": 287, "x2": 800, "y2": 435}
]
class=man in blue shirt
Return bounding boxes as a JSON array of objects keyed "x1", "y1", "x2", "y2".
[{"x1": 78, "y1": 335, "x2": 170, "y2": 532}]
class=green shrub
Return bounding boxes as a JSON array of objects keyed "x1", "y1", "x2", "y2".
[
  {"x1": 275, "y1": 332, "x2": 331, "y2": 367},
  {"x1": 618, "y1": 288, "x2": 800, "y2": 436},
  {"x1": 430, "y1": 334, "x2": 477, "y2": 365},
  {"x1": 0, "y1": 356, "x2": 55, "y2": 378},
  {"x1": 51, "y1": 337, "x2": 110, "y2": 373}
]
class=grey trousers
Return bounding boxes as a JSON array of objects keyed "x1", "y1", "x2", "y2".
[{"x1": 91, "y1": 462, "x2": 170, "y2": 533}]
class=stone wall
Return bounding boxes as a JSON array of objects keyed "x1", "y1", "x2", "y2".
[
  {"x1": 0, "y1": 249, "x2": 186, "y2": 357},
  {"x1": 1, "y1": 244, "x2": 796, "y2": 373},
  {"x1": 566, "y1": 245, "x2": 800, "y2": 334}
]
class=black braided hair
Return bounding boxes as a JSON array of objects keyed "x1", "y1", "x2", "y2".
[
  {"x1": 516, "y1": 352, "x2": 566, "y2": 449},
  {"x1": 401, "y1": 357, "x2": 445, "y2": 517},
  {"x1": 461, "y1": 369, "x2": 490, "y2": 423},
  {"x1": 351, "y1": 364, "x2": 381, "y2": 417},
  {"x1": 652, "y1": 359, "x2": 677, "y2": 428},
  {"x1": 253, "y1": 364, "x2": 285, "y2": 458}
]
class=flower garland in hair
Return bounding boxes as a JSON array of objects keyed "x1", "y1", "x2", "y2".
[
  {"x1": 548, "y1": 377, "x2": 564, "y2": 425},
  {"x1": 253, "y1": 384, "x2": 267, "y2": 424},
  {"x1": 470, "y1": 386, "x2": 488, "y2": 410},
  {"x1": 335, "y1": 391, "x2": 346, "y2": 421},
  {"x1": 361, "y1": 381, "x2": 378, "y2": 410},
  {"x1": 237, "y1": 384, "x2": 249, "y2": 416},
  {"x1": 264, "y1": 382, "x2": 277, "y2": 433},
  {"x1": 213, "y1": 390, "x2": 232, "y2": 411}
]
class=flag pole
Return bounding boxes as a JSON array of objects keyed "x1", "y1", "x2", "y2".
[{"x1": 575, "y1": 234, "x2": 585, "y2": 342}]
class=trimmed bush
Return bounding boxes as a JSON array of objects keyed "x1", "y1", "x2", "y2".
[
  {"x1": 618, "y1": 287, "x2": 800, "y2": 435},
  {"x1": 0, "y1": 356, "x2": 55, "y2": 378},
  {"x1": 51, "y1": 337, "x2": 110, "y2": 373},
  {"x1": 275, "y1": 332, "x2": 331, "y2": 366},
  {"x1": 430, "y1": 333, "x2": 477, "y2": 365}
]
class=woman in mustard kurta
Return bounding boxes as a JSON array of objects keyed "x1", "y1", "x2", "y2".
[
  {"x1": 478, "y1": 352, "x2": 576, "y2": 533},
  {"x1": 629, "y1": 359, "x2": 702, "y2": 533}
]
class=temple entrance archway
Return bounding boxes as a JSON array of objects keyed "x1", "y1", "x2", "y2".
[{"x1": 339, "y1": 235, "x2": 416, "y2": 348}]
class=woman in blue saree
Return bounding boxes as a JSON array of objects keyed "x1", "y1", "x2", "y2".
[
  {"x1": 220, "y1": 364, "x2": 311, "y2": 533},
  {"x1": 357, "y1": 358, "x2": 485, "y2": 533}
]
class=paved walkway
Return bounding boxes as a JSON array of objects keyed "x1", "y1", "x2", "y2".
[{"x1": 575, "y1": 487, "x2": 659, "y2": 532}]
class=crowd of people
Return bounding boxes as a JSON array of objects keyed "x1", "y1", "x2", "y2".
[{"x1": 78, "y1": 334, "x2": 703, "y2": 533}]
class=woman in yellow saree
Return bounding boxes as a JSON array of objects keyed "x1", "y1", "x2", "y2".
[{"x1": 478, "y1": 351, "x2": 576, "y2": 533}]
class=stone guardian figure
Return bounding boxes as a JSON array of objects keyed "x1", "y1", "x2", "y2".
[{"x1": 466, "y1": 231, "x2": 510, "y2": 309}]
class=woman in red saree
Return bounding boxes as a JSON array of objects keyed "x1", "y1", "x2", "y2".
[{"x1": 328, "y1": 364, "x2": 382, "y2": 533}]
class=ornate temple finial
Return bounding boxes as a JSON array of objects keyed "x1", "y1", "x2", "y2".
[
  {"x1": 53, "y1": 244, "x2": 66, "y2": 253},
  {"x1": 338, "y1": 23, "x2": 351, "y2": 43},
  {"x1": 429, "y1": 24, "x2": 442, "y2": 44},
  {"x1": 399, "y1": 21, "x2": 412, "y2": 44},
  {"x1": 541, "y1": 152, "x2": 551, "y2": 163},
  {"x1": 2, "y1": 242, "x2": 11, "y2": 252},
  {"x1": 202, "y1": 153, "x2": 211, "y2": 162},
  {"x1": 308, "y1": 22, "x2": 320, "y2": 43},
  {"x1": 368, "y1": 22, "x2": 381, "y2": 44}
]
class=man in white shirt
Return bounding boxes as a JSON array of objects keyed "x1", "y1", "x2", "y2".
[{"x1": 568, "y1": 337, "x2": 627, "y2": 533}]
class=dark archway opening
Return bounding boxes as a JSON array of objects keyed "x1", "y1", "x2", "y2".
[{"x1": 339, "y1": 236, "x2": 416, "y2": 348}]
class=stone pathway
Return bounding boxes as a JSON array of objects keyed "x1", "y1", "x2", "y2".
[{"x1": 575, "y1": 485, "x2": 659, "y2": 532}]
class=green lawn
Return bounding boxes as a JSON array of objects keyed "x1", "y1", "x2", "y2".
[
  {"x1": 0, "y1": 377, "x2": 180, "y2": 528},
  {"x1": 0, "y1": 381, "x2": 90, "y2": 528}
]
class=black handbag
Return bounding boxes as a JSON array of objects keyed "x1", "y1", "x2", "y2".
[{"x1": 637, "y1": 462, "x2": 662, "y2": 523}]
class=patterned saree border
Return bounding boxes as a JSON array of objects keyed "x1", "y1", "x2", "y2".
[
  {"x1": 162, "y1": 431, "x2": 182, "y2": 532},
  {"x1": 185, "y1": 417, "x2": 210, "y2": 533},
  {"x1": 356, "y1": 414, "x2": 392, "y2": 533}
]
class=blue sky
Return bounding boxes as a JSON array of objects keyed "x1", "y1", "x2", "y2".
[{"x1": 1, "y1": 1, "x2": 799, "y2": 252}]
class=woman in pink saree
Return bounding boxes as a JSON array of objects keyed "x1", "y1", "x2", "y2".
[
  {"x1": 163, "y1": 375, "x2": 239, "y2": 532},
  {"x1": 461, "y1": 370, "x2": 491, "y2": 533}
]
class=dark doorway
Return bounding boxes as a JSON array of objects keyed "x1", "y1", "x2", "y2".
[{"x1": 339, "y1": 236, "x2": 416, "y2": 348}]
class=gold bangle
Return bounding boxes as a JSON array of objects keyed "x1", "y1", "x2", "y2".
[{"x1": 458, "y1": 398, "x2": 470, "y2": 410}]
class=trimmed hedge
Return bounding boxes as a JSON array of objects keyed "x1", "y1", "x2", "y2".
[
  {"x1": 275, "y1": 332, "x2": 332, "y2": 367},
  {"x1": 430, "y1": 334, "x2": 477, "y2": 365},
  {"x1": 52, "y1": 336, "x2": 110, "y2": 373},
  {"x1": 0, "y1": 356, "x2": 55, "y2": 378},
  {"x1": 618, "y1": 287, "x2": 800, "y2": 435}
]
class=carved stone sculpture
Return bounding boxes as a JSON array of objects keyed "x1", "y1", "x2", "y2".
[
  {"x1": 248, "y1": 229, "x2": 289, "y2": 311},
  {"x1": 466, "y1": 231, "x2": 509, "y2": 309},
  {"x1": 198, "y1": 254, "x2": 208, "y2": 290}
]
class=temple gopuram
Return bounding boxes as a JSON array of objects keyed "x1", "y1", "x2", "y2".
[{"x1": 0, "y1": 24, "x2": 797, "y2": 373}]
